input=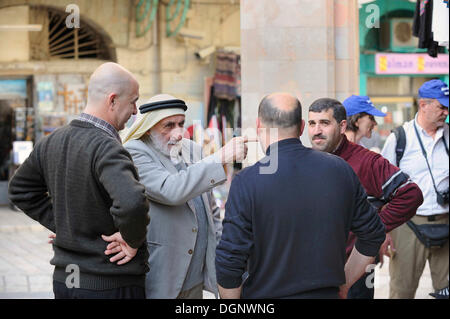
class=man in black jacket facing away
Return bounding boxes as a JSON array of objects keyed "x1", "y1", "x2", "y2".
[
  {"x1": 8, "y1": 62, "x2": 150, "y2": 299},
  {"x1": 215, "y1": 93, "x2": 386, "y2": 299}
]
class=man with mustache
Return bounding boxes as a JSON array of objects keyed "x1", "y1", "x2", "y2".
[
  {"x1": 308, "y1": 98, "x2": 423, "y2": 299},
  {"x1": 119, "y1": 94, "x2": 250, "y2": 299},
  {"x1": 381, "y1": 79, "x2": 449, "y2": 299}
]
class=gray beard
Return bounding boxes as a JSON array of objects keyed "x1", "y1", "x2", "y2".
[{"x1": 148, "y1": 130, "x2": 182, "y2": 164}]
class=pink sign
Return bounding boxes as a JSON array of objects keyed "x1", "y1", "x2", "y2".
[{"x1": 375, "y1": 53, "x2": 449, "y2": 75}]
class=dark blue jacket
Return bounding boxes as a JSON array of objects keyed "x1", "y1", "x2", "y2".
[{"x1": 215, "y1": 138, "x2": 386, "y2": 299}]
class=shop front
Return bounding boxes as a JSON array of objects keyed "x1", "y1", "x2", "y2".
[
  {"x1": 0, "y1": 4, "x2": 116, "y2": 205},
  {"x1": 360, "y1": 52, "x2": 448, "y2": 150},
  {"x1": 0, "y1": 78, "x2": 33, "y2": 205},
  {"x1": 358, "y1": 0, "x2": 449, "y2": 151}
]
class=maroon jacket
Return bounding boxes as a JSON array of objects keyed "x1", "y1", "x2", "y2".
[{"x1": 334, "y1": 135, "x2": 424, "y2": 259}]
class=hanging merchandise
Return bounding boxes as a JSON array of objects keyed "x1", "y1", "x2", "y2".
[
  {"x1": 432, "y1": 0, "x2": 449, "y2": 48},
  {"x1": 233, "y1": 98, "x2": 241, "y2": 132},
  {"x1": 413, "y1": 0, "x2": 439, "y2": 57},
  {"x1": 205, "y1": 51, "x2": 242, "y2": 165},
  {"x1": 206, "y1": 114, "x2": 222, "y2": 155},
  {"x1": 213, "y1": 50, "x2": 241, "y2": 101},
  {"x1": 207, "y1": 86, "x2": 237, "y2": 138}
]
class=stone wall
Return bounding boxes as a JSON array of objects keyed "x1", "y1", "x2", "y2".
[
  {"x1": 240, "y1": 0, "x2": 359, "y2": 163},
  {"x1": 0, "y1": 0, "x2": 241, "y2": 126}
]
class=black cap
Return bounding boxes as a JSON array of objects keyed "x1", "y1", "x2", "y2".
[{"x1": 139, "y1": 99, "x2": 187, "y2": 114}]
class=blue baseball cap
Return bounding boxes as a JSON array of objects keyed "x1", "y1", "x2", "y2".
[
  {"x1": 418, "y1": 79, "x2": 449, "y2": 107},
  {"x1": 342, "y1": 95, "x2": 387, "y2": 117}
]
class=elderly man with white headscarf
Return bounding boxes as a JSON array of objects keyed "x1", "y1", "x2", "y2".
[{"x1": 117, "y1": 94, "x2": 250, "y2": 299}]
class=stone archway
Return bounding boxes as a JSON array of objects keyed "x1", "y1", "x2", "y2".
[
  {"x1": 0, "y1": 3, "x2": 117, "y2": 63},
  {"x1": 32, "y1": 5, "x2": 116, "y2": 62}
]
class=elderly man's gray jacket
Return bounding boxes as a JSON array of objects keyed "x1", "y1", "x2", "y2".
[{"x1": 124, "y1": 136, "x2": 226, "y2": 298}]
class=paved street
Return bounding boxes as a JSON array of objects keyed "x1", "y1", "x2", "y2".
[
  {"x1": 0, "y1": 206, "x2": 434, "y2": 299},
  {"x1": 0, "y1": 206, "x2": 53, "y2": 298}
]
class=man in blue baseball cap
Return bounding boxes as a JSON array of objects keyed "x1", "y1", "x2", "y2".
[
  {"x1": 381, "y1": 79, "x2": 449, "y2": 299},
  {"x1": 419, "y1": 79, "x2": 449, "y2": 108},
  {"x1": 342, "y1": 95, "x2": 387, "y2": 145}
]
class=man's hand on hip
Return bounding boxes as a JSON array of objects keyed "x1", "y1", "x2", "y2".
[{"x1": 102, "y1": 232, "x2": 138, "y2": 265}]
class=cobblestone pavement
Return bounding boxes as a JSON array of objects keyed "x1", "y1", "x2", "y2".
[{"x1": 0, "y1": 206, "x2": 434, "y2": 299}]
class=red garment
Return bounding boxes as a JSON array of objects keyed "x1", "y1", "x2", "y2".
[{"x1": 334, "y1": 135, "x2": 424, "y2": 259}]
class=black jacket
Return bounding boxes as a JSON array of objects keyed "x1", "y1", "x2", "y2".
[{"x1": 216, "y1": 138, "x2": 386, "y2": 298}]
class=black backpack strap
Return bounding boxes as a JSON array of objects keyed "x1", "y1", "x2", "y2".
[
  {"x1": 443, "y1": 136, "x2": 449, "y2": 155},
  {"x1": 392, "y1": 126, "x2": 406, "y2": 167},
  {"x1": 442, "y1": 124, "x2": 449, "y2": 156}
]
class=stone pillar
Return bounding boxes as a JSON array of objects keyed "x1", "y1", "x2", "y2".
[{"x1": 240, "y1": 0, "x2": 359, "y2": 163}]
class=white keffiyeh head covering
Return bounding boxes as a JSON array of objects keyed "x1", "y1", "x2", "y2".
[{"x1": 120, "y1": 94, "x2": 187, "y2": 144}]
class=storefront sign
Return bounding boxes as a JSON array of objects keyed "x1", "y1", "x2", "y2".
[{"x1": 376, "y1": 53, "x2": 449, "y2": 75}]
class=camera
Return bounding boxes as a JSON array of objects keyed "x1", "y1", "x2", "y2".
[
  {"x1": 436, "y1": 189, "x2": 449, "y2": 206},
  {"x1": 194, "y1": 46, "x2": 216, "y2": 60}
]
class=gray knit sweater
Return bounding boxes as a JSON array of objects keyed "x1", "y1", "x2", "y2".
[{"x1": 8, "y1": 120, "x2": 150, "y2": 290}]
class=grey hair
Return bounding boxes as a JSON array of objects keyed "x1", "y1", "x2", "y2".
[
  {"x1": 258, "y1": 96, "x2": 302, "y2": 130},
  {"x1": 419, "y1": 98, "x2": 436, "y2": 105}
]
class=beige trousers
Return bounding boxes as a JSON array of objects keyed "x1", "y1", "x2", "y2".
[{"x1": 389, "y1": 214, "x2": 449, "y2": 299}]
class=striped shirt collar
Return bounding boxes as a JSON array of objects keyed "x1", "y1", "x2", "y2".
[{"x1": 78, "y1": 113, "x2": 121, "y2": 143}]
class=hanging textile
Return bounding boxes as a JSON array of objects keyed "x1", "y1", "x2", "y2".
[
  {"x1": 213, "y1": 50, "x2": 241, "y2": 101},
  {"x1": 413, "y1": 0, "x2": 439, "y2": 57},
  {"x1": 207, "y1": 86, "x2": 237, "y2": 129},
  {"x1": 432, "y1": 0, "x2": 449, "y2": 48}
]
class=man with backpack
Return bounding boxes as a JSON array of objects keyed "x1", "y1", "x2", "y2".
[{"x1": 381, "y1": 79, "x2": 449, "y2": 299}]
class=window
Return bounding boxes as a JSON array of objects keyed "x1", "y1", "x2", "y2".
[{"x1": 29, "y1": 6, "x2": 115, "y2": 61}]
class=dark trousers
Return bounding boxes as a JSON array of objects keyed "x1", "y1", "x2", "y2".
[
  {"x1": 347, "y1": 267, "x2": 375, "y2": 299},
  {"x1": 53, "y1": 280, "x2": 145, "y2": 299}
]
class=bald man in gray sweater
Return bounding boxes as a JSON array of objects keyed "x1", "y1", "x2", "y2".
[{"x1": 8, "y1": 63, "x2": 149, "y2": 299}]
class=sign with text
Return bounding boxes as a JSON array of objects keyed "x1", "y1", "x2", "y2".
[{"x1": 376, "y1": 53, "x2": 449, "y2": 75}]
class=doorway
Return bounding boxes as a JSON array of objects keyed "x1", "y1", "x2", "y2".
[{"x1": 0, "y1": 78, "x2": 33, "y2": 205}]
